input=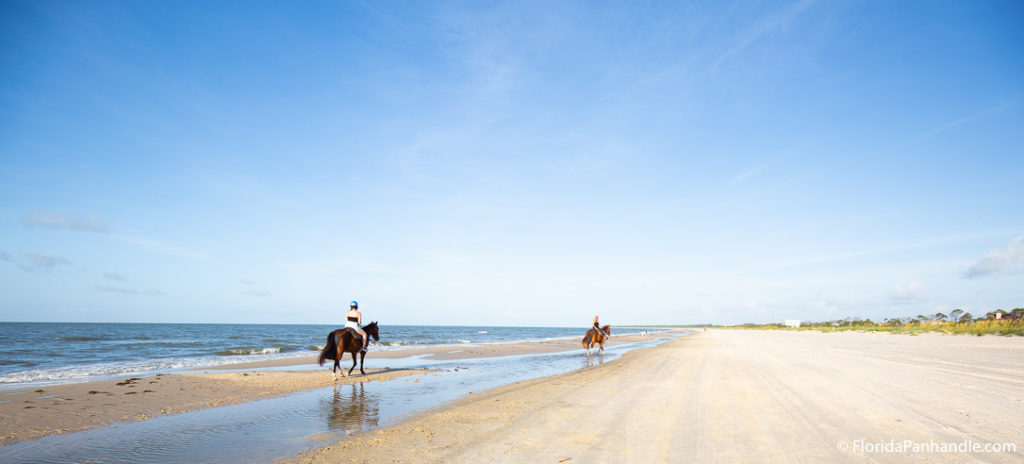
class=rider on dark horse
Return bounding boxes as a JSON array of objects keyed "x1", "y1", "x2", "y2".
[{"x1": 346, "y1": 301, "x2": 368, "y2": 352}]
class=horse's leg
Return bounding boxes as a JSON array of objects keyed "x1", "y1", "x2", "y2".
[
  {"x1": 332, "y1": 358, "x2": 339, "y2": 380},
  {"x1": 348, "y1": 350, "x2": 357, "y2": 376},
  {"x1": 335, "y1": 338, "x2": 345, "y2": 379},
  {"x1": 359, "y1": 350, "x2": 366, "y2": 375}
]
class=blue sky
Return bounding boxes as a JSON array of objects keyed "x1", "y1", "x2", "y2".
[{"x1": 1, "y1": 1, "x2": 1022, "y2": 326}]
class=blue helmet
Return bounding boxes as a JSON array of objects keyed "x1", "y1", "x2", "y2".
[{"x1": 349, "y1": 300, "x2": 358, "y2": 309}]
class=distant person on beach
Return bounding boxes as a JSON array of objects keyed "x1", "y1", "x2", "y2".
[{"x1": 346, "y1": 301, "x2": 368, "y2": 352}]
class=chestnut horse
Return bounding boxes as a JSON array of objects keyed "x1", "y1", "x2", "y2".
[
  {"x1": 318, "y1": 321, "x2": 380, "y2": 378},
  {"x1": 582, "y1": 324, "x2": 611, "y2": 356}
]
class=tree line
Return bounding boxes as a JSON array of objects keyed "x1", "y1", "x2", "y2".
[{"x1": 737, "y1": 307, "x2": 1024, "y2": 336}]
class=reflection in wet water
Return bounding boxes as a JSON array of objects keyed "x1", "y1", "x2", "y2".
[
  {"x1": 325, "y1": 382, "x2": 380, "y2": 435},
  {"x1": 580, "y1": 352, "x2": 605, "y2": 369},
  {"x1": 0, "y1": 336, "x2": 681, "y2": 464}
]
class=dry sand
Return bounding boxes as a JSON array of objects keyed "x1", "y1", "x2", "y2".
[{"x1": 285, "y1": 329, "x2": 1024, "y2": 464}]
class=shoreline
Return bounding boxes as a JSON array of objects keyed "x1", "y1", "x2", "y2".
[
  {"x1": 283, "y1": 329, "x2": 1024, "y2": 463},
  {"x1": 0, "y1": 327, "x2": 669, "y2": 388},
  {"x1": 0, "y1": 331, "x2": 672, "y2": 446}
]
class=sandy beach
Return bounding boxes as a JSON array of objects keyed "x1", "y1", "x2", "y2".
[
  {"x1": 0, "y1": 331, "x2": 658, "y2": 446},
  {"x1": 3, "y1": 329, "x2": 1022, "y2": 463},
  {"x1": 284, "y1": 330, "x2": 1023, "y2": 463}
]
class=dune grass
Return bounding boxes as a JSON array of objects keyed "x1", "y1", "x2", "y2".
[{"x1": 735, "y1": 318, "x2": 1023, "y2": 336}]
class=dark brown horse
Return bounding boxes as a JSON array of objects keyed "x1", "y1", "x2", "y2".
[
  {"x1": 318, "y1": 321, "x2": 380, "y2": 378},
  {"x1": 582, "y1": 324, "x2": 610, "y2": 356}
]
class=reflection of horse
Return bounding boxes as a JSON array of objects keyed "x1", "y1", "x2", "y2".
[
  {"x1": 326, "y1": 383, "x2": 380, "y2": 435},
  {"x1": 581, "y1": 351, "x2": 606, "y2": 368},
  {"x1": 318, "y1": 321, "x2": 380, "y2": 378},
  {"x1": 582, "y1": 324, "x2": 611, "y2": 356}
]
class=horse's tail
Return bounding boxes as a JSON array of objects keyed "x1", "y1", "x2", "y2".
[
  {"x1": 582, "y1": 330, "x2": 594, "y2": 347},
  {"x1": 318, "y1": 332, "x2": 336, "y2": 366}
]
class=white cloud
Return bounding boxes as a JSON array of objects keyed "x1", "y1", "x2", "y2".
[
  {"x1": 963, "y1": 235, "x2": 1024, "y2": 278},
  {"x1": 23, "y1": 210, "x2": 109, "y2": 233},
  {"x1": 889, "y1": 281, "x2": 928, "y2": 305}
]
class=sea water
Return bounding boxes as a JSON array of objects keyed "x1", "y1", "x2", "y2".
[
  {"x1": 0, "y1": 335, "x2": 683, "y2": 464},
  {"x1": 0, "y1": 322, "x2": 661, "y2": 386}
]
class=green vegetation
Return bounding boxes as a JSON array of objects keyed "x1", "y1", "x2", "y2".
[{"x1": 734, "y1": 308, "x2": 1024, "y2": 336}]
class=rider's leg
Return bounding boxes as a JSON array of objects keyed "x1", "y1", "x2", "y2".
[{"x1": 358, "y1": 329, "x2": 367, "y2": 350}]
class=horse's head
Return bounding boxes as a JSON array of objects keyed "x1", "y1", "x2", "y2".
[
  {"x1": 602, "y1": 324, "x2": 611, "y2": 335},
  {"x1": 364, "y1": 321, "x2": 380, "y2": 341}
]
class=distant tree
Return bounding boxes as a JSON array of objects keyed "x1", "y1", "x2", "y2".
[
  {"x1": 933, "y1": 313, "x2": 947, "y2": 322},
  {"x1": 959, "y1": 312, "x2": 973, "y2": 323},
  {"x1": 950, "y1": 309, "x2": 964, "y2": 322},
  {"x1": 1008, "y1": 308, "x2": 1024, "y2": 321},
  {"x1": 916, "y1": 314, "x2": 929, "y2": 323}
]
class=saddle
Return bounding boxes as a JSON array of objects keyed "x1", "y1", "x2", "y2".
[{"x1": 343, "y1": 327, "x2": 362, "y2": 343}]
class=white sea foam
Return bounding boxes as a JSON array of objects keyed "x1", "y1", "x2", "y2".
[
  {"x1": 223, "y1": 347, "x2": 282, "y2": 355},
  {"x1": 0, "y1": 351, "x2": 315, "y2": 387}
]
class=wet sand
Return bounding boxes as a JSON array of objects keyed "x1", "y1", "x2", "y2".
[
  {"x1": 285, "y1": 330, "x2": 1024, "y2": 464},
  {"x1": 0, "y1": 331, "x2": 659, "y2": 446},
  {"x1": 0, "y1": 368, "x2": 424, "y2": 445}
]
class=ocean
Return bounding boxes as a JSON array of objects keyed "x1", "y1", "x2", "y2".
[{"x1": 0, "y1": 322, "x2": 658, "y2": 386}]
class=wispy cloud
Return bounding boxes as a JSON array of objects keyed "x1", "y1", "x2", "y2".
[
  {"x1": 920, "y1": 103, "x2": 1010, "y2": 140},
  {"x1": 598, "y1": 54, "x2": 705, "y2": 102},
  {"x1": 730, "y1": 166, "x2": 766, "y2": 184},
  {"x1": 1, "y1": 251, "x2": 71, "y2": 272},
  {"x1": 240, "y1": 280, "x2": 270, "y2": 297},
  {"x1": 963, "y1": 235, "x2": 1024, "y2": 279},
  {"x1": 889, "y1": 281, "x2": 928, "y2": 305},
  {"x1": 778, "y1": 230, "x2": 1015, "y2": 269},
  {"x1": 22, "y1": 210, "x2": 109, "y2": 233},
  {"x1": 712, "y1": 0, "x2": 817, "y2": 72},
  {"x1": 94, "y1": 285, "x2": 163, "y2": 296},
  {"x1": 111, "y1": 234, "x2": 210, "y2": 261},
  {"x1": 103, "y1": 272, "x2": 127, "y2": 281}
]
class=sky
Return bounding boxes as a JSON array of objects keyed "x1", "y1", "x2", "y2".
[{"x1": 1, "y1": 1, "x2": 1022, "y2": 326}]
